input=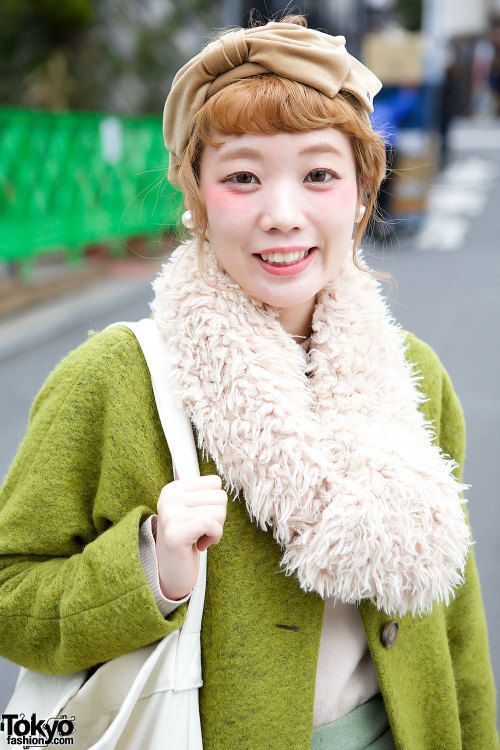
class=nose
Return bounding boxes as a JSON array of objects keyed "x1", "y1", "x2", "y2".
[{"x1": 259, "y1": 180, "x2": 306, "y2": 233}]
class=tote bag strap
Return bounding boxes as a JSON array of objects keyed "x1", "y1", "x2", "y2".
[
  {"x1": 113, "y1": 319, "x2": 199, "y2": 481},
  {"x1": 109, "y1": 319, "x2": 206, "y2": 639}
]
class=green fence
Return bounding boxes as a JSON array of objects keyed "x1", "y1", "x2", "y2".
[{"x1": 0, "y1": 108, "x2": 183, "y2": 277}]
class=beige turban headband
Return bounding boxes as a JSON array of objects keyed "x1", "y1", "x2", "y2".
[{"x1": 163, "y1": 21, "x2": 382, "y2": 184}]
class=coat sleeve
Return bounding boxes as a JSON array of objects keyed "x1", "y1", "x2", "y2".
[
  {"x1": 0, "y1": 327, "x2": 186, "y2": 675},
  {"x1": 406, "y1": 332, "x2": 499, "y2": 747},
  {"x1": 437, "y1": 366, "x2": 499, "y2": 747}
]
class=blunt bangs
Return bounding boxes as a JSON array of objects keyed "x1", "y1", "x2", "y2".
[{"x1": 194, "y1": 75, "x2": 385, "y2": 190}]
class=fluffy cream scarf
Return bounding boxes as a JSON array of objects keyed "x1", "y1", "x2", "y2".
[{"x1": 152, "y1": 240, "x2": 470, "y2": 617}]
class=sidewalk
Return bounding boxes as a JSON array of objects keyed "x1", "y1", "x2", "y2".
[
  {"x1": 0, "y1": 251, "x2": 168, "y2": 362},
  {"x1": 413, "y1": 116, "x2": 500, "y2": 251}
]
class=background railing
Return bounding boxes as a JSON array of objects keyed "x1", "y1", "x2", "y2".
[{"x1": 0, "y1": 109, "x2": 183, "y2": 278}]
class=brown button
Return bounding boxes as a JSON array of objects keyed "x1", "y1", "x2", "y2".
[{"x1": 381, "y1": 620, "x2": 399, "y2": 648}]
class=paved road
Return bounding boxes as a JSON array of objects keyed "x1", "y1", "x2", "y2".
[{"x1": 0, "y1": 119, "x2": 499, "y2": 729}]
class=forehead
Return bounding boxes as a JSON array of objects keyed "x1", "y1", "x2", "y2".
[{"x1": 201, "y1": 128, "x2": 354, "y2": 164}]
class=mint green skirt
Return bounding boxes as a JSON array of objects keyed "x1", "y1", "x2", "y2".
[{"x1": 310, "y1": 694, "x2": 396, "y2": 750}]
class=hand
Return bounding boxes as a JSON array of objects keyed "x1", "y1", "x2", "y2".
[{"x1": 155, "y1": 475, "x2": 227, "y2": 601}]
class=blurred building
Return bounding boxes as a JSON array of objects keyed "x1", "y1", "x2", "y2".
[{"x1": 359, "y1": 0, "x2": 500, "y2": 228}]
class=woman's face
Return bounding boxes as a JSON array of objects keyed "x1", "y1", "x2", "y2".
[{"x1": 198, "y1": 128, "x2": 359, "y2": 331}]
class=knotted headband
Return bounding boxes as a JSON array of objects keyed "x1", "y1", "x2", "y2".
[{"x1": 163, "y1": 21, "x2": 382, "y2": 184}]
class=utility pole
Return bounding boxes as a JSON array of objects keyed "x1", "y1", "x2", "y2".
[
  {"x1": 221, "y1": 0, "x2": 243, "y2": 27},
  {"x1": 421, "y1": 0, "x2": 446, "y2": 132}
]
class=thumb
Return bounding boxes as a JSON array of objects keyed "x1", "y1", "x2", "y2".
[{"x1": 196, "y1": 534, "x2": 211, "y2": 552}]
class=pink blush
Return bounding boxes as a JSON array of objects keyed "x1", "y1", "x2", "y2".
[
  {"x1": 202, "y1": 185, "x2": 248, "y2": 214},
  {"x1": 313, "y1": 185, "x2": 357, "y2": 211}
]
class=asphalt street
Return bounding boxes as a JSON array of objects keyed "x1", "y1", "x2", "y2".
[{"x1": 0, "y1": 118, "x2": 499, "y2": 728}]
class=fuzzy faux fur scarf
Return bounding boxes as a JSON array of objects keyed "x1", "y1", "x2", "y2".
[{"x1": 152, "y1": 240, "x2": 470, "y2": 617}]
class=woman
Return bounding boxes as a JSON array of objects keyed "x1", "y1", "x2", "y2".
[{"x1": 0, "y1": 15, "x2": 497, "y2": 750}]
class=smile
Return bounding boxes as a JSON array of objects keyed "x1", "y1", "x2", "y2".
[
  {"x1": 260, "y1": 249, "x2": 310, "y2": 264},
  {"x1": 254, "y1": 247, "x2": 317, "y2": 276}
]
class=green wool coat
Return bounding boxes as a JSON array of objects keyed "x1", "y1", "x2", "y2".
[{"x1": 0, "y1": 326, "x2": 497, "y2": 749}]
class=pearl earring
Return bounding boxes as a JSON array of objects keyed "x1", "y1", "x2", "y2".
[
  {"x1": 181, "y1": 210, "x2": 194, "y2": 229},
  {"x1": 356, "y1": 205, "x2": 366, "y2": 222}
]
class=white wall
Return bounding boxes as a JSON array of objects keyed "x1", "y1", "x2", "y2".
[{"x1": 442, "y1": 0, "x2": 492, "y2": 37}]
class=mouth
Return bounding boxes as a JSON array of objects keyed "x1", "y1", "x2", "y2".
[
  {"x1": 255, "y1": 247, "x2": 314, "y2": 266},
  {"x1": 253, "y1": 247, "x2": 317, "y2": 276}
]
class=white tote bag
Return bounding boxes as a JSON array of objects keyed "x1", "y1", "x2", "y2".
[{"x1": 1, "y1": 319, "x2": 204, "y2": 750}]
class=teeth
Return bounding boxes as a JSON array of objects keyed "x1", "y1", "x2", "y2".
[{"x1": 260, "y1": 249, "x2": 309, "y2": 263}]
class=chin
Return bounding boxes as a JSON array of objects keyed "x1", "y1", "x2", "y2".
[{"x1": 258, "y1": 288, "x2": 319, "y2": 310}]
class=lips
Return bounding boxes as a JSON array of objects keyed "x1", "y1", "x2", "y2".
[{"x1": 254, "y1": 247, "x2": 317, "y2": 277}]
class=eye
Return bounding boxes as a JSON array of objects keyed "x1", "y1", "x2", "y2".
[
  {"x1": 306, "y1": 169, "x2": 337, "y2": 183},
  {"x1": 222, "y1": 172, "x2": 259, "y2": 186}
]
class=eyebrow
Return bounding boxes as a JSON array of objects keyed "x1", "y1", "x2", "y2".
[
  {"x1": 216, "y1": 142, "x2": 345, "y2": 163},
  {"x1": 299, "y1": 143, "x2": 345, "y2": 159}
]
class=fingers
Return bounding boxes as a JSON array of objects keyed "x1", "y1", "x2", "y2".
[
  {"x1": 161, "y1": 504, "x2": 227, "y2": 529},
  {"x1": 158, "y1": 510, "x2": 224, "y2": 554},
  {"x1": 180, "y1": 517, "x2": 225, "y2": 549},
  {"x1": 158, "y1": 475, "x2": 227, "y2": 511},
  {"x1": 160, "y1": 489, "x2": 227, "y2": 508},
  {"x1": 157, "y1": 474, "x2": 227, "y2": 553},
  {"x1": 165, "y1": 475, "x2": 222, "y2": 492},
  {"x1": 196, "y1": 534, "x2": 217, "y2": 552},
  {"x1": 155, "y1": 475, "x2": 227, "y2": 599}
]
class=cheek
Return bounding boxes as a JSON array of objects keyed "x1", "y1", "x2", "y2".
[
  {"x1": 202, "y1": 185, "x2": 248, "y2": 223},
  {"x1": 311, "y1": 183, "x2": 358, "y2": 221}
]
